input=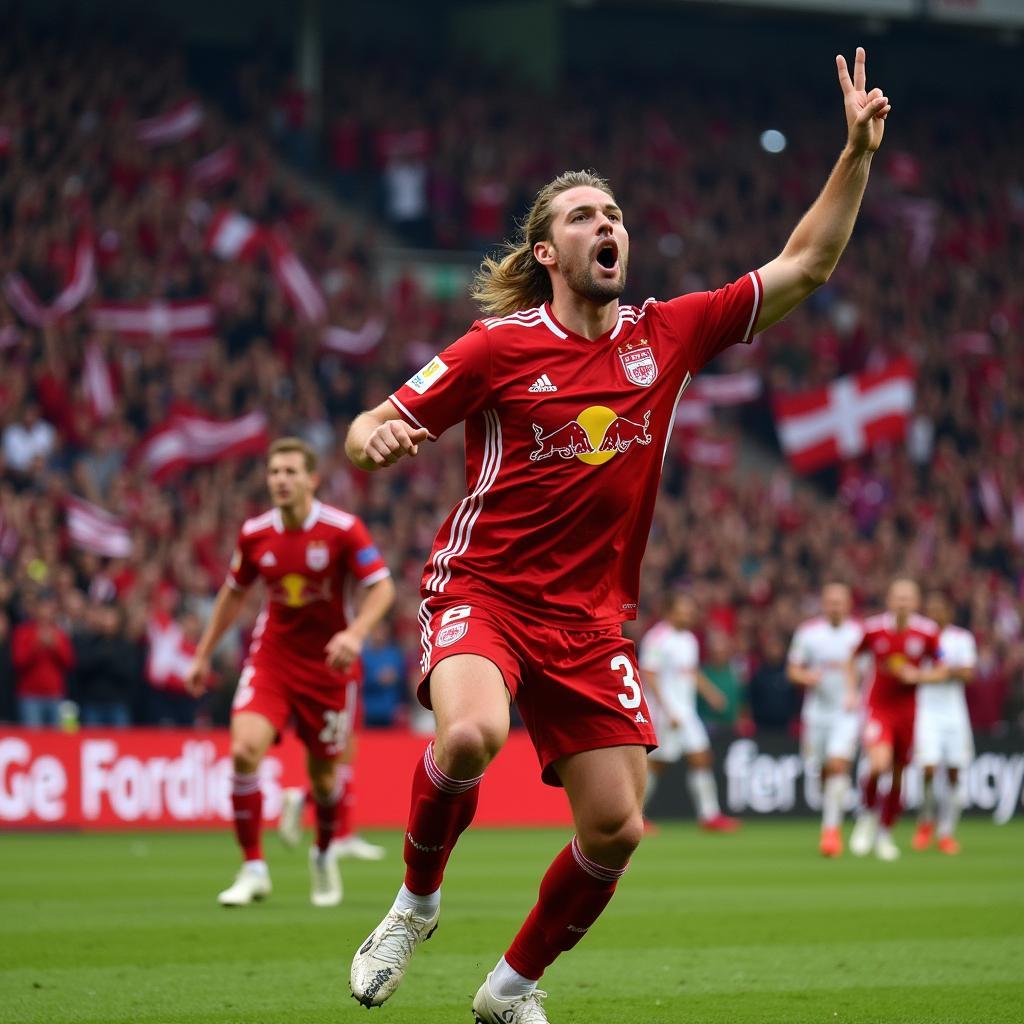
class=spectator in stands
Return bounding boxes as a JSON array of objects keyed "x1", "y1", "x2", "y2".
[
  {"x1": 0, "y1": 608, "x2": 14, "y2": 722},
  {"x1": 747, "y1": 633, "x2": 799, "y2": 733},
  {"x1": 2, "y1": 403, "x2": 56, "y2": 478},
  {"x1": 11, "y1": 592, "x2": 74, "y2": 727},
  {"x1": 361, "y1": 621, "x2": 408, "y2": 727},
  {"x1": 74, "y1": 602, "x2": 142, "y2": 727},
  {"x1": 699, "y1": 629, "x2": 748, "y2": 734}
]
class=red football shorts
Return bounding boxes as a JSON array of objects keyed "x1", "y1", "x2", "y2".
[
  {"x1": 863, "y1": 704, "x2": 915, "y2": 766},
  {"x1": 232, "y1": 650, "x2": 358, "y2": 761},
  {"x1": 417, "y1": 594, "x2": 657, "y2": 786}
]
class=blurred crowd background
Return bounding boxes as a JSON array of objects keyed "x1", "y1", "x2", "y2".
[{"x1": 1, "y1": 5, "x2": 1021, "y2": 736}]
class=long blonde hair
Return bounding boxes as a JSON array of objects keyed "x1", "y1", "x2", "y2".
[{"x1": 470, "y1": 169, "x2": 615, "y2": 317}]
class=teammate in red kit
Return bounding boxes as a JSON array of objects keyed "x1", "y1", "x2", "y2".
[
  {"x1": 848, "y1": 579, "x2": 947, "y2": 862},
  {"x1": 346, "y1": 48, "x2": 890, "y2": 1023},
  {"x1": 185, "y1": 438, "x2": 395, "y2": 907}
]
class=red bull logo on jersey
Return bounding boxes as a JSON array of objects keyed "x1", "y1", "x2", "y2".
[
  {"x1": 272, "y1": 574, "x2": 331, "y2": 608},
  {"x1": 530, "y1": 407, "x2": 652, "y2": 466},
  {"x1": 617, "y1": 338, "x2": 658, "y2": 387}
]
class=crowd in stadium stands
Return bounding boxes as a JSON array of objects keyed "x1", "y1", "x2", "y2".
[{"x1": 0, "y1": 22, "x2": 1021, "y2": 735}]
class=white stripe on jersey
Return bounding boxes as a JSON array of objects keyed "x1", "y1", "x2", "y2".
[
  {"x1": 537, "y1": 305, "x2": 568, "y2": 339},
  {"x1": 241, "y1": 510, "x2": 275, "y2": 536},
  {"x1": 319, "y1": 506, "x2": 355, "y2": 531},
  {"x1": 418, "y1": 598, "x2": 433, "y2": 674},
  {"x1": 390, "y1": 394, "x2": 430, "y2": 434},
  {"x1": 662, "y1": 372, "x2": 693, "y2": 467},
  {"x1": 426, "y1": 409, "x2": 502, "y2": 592},
  {"x1": 742, "y1": 270, "x2": 762, "y2": 343},
  {"x1": 482, "y1": 308, "x2": 544, "y2": 330}
]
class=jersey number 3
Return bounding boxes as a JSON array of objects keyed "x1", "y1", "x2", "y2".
[{"x1": 611, "y1": 655, "x2": 642, "y2": 709}]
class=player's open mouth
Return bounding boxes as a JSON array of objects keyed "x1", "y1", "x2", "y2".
[{"x1": 595, "y1": 240, "x2": 618, "y2": 272}]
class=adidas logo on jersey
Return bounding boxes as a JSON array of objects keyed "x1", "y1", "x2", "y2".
[
  {"x1": 634, "y1": 711, "x2": 649, "y2": 724},
  {"x1": 528, "y1": 373, "x2": 558, "y2": 393},
  {"x1": 259, "y1": 552, "x2": 277, "y2": 567}
]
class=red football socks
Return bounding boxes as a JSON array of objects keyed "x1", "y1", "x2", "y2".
[
  {"x1": 403, "y1": 742, "x2": 483, "y2": 895},
  {"x1": 313, "y1": 785, "x2": 340, "y2": 854},
  {"x1": 505, "y1": 836, "x2": 627, "y2": 981},
  {"x1": 862, "y1": 772, "x2": 879, "y2": 810},
  {"x1": 881, "y1": 777, "x2": 903, "y2": 828},
  {"x1": 231, "y1": 771, "x2": 263, "y2": 862},
  {"x1": 334, "y1": 765, "x2": 354, "y2": 839}
]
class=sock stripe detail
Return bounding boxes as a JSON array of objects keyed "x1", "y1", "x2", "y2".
[
  {"x1": 423, "y1": 742, "x2": 484, "y2": 796},
  {"x1": 232, "y1": 772, "x2": 261, "y2": 796},
  {"x1": 571, "y1": 836, "x2": 627, "y2": 883}
]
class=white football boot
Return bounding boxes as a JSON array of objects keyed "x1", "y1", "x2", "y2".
[
  {"x1": 849, "y1": 811, "x2": 879, "y2": 857},
  {"x1": 278, "y1": 787, "x2": 305, "y2": 848},
  {"x1": 350, "y1": 905, "x2": 439, "y2": 1007},
  {"x1": 473, "y1": 974, "x2": 550, "y2": 1024},
  {"x1": 875, "y1": 831, "x2": 901, "y2": 862},
  {"x1": 330, "y1": 834, "x2": 386, "y2": 861},
  {"x1": 309, "y1": 846, "x2": 343, "y2": 907},
  {"x1": 217, "y1": 861, "x2": 272, "y2": 907}
]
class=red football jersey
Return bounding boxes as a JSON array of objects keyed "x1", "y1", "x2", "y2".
[
  {"x1": 389, "y1": 271, "x2": 763, "y2": 626},
  {"x1": 226, "y1": 499, "x2": 390, "y2": 662},
  {"x1": 856, "y1": 612, "x2": 942, "y2": 712}
]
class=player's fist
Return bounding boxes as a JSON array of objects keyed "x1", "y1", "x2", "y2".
[
  {"x1": 898, "y1": 664, "x2": 921, "y2": 685},
  {"x1": 184, "y1": 655, "x2": 211, "y2": 696},
  {"x1": 325, "y1": 629, "x2": 362, "y2": 670},
  {"x1": 363, "y1": 421, "x2": 430, "y2": 467}
]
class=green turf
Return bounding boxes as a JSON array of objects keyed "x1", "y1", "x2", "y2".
[{"x1": 1, "y1": 820, "x2": 1022, "y2": 1023}]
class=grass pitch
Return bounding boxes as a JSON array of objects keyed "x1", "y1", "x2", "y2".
[{"x1": 1, "y1": 820, "x2": 1021, "y2": 1024}]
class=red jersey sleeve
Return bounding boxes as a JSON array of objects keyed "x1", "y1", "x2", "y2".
[
  {"x1": 341, "y1": 516, "x2": 391, "y2": 587},
  {"x1": 654, "y1": 270, "x2": 763, "y2": 373},
  {"x1": 388, "y1": 322, "x2": 491, "y2": 438},
  {"x1": 226, "y1": 529, "x2": 259, "y2": 591}
]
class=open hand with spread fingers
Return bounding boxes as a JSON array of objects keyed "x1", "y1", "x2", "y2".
[{"x1": 837, "y1": 46, "x2": 890, "y2": 155}]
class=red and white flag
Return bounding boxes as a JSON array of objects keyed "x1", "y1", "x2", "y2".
[
  {"x1": 680, "y1": 435, "x2": 736, "y2": 469},
  {"x1": 189, "y1": 144, "x2": 239, "y2": 190},
  {"x1": 689, "y1": 370, "x2": 761, "y2": 405},
  {"x1": 136, "y1": 99, "x2": 204, "y2": 146},
  {"x1": 205, "y1": 208, "x2": 264, "y2": 261},
  {"x1": 321, "y1": 316, "x2": 387, "y2": 356},
  {"x1": 773, "y1": 359, "x2": 916, "y2": 474},
  {"x1": 3, "y1": 231, "x2": 96, "y2": 326},
  {"x1": 90, "y1": 298, "x2": 217, "y2": 355},
  {"x1": 266, "y1": 231, "x2": 327, "y2": 323},
  {"x1": 83, "y1": 342, "x2": 116, "y2": 420},
  {"x1": 66, "y1": 497, "x2": 133, "y2": 559},
  {"x1": 674, "y1": 393, "x2": 711, "y2": 429},
  {"x1": 146, "y1": 613, "x2": 197, "y2": 693},
  {"x1": 135, "y1": 412, "x2": 269, "y2": 483}
]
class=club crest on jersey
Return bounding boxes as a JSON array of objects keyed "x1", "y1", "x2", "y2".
[
  {"x1": 905, "y1": 636, "x2": 924, "y2": 658},
  {"x1": 305, "y1": 540, "x2": 329, "y2": 572},
  {"x1": 617, "y1": 338, "x2": 658, "y2": 387},
  {"x1": 436, "y1": 621, "x2": 467, "y2": 647}
]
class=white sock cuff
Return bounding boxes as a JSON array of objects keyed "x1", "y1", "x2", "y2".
[
  {"x1": 232, "y1": 771, "x2": 261, "y2": 796},
  {"x1": 570, "y1": 836, "x2": 628, "y2": 883},
  {"x1": 423, "y1": 742, "x2": 484, "y2": 796}
]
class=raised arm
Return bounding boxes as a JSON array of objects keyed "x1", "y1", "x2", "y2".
[
  {"x1": 185, "y1": 583, "x2": 247, "y2": 695},
  {"x1": 346, "y1": 400, "x2": 430, "y2": 471},
  {"x1": 756, "y1": 47, "x2": 890, "y2": 332}
]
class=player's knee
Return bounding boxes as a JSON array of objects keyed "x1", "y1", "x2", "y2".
[
  {"x1": 435, "y1": 719, "x2": 504, "y2": 776},
  {"x1": 231, "y1": 740, "x2": 263, "y2": 774},
  {"x1": 580, "y1": 809, "x2": 644, "y2": 865}
]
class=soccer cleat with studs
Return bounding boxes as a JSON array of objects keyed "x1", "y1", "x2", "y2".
[
  {"x1": 472, "y1": 973, "x2": 550, "y2": 1024},
  {"x1": 349, "y1": 906, "x2": 440, "y2": 1007}
]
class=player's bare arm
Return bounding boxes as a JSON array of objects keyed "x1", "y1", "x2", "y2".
[
  {"x1": 346, "y1": 399, "x2": 431, "y2": 471},
  {"x1": 899, "y1": 662, "x2": 951, "y2": 686},
  {"x1": 755, "y1": 47, "x2": 890, "y2": 332},
  {"x1": 185, "y1": 583, "x2": 247, "y2": 695},
  {"x1": 843, "y1": 656, "x2": 861, "y2": 711},
  {"x1": 324, "y1": 575, "x2": 396, "y2": 671},
  {"x1": 786, "y1": 662, "x2": 822, "y2": 688},
  {"x1": 697, "y1": 670, "x2": 728, "y2": 712}
]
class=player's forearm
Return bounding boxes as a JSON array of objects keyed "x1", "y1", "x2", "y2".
[
  {"x1": 786, "y1": 665, "x2": 815, "y2": 688},
  {"x1": 195, "y1": 585, "x2": 246, "y2": 660},
  {"x1": 642, "y1": 669, "x2": 664, "y2": 707},
  {"x1": 345, "y1": 411, "x2": 386, "y2": 471},
  {"x1": 696, "y1": 671, "x2": 723, "y2": 704},
  {"x1": 779, "y1": 147, "x2": 873, "y2": 287},
  {"x1": 347, "y1": 577, "x2": 396, "y2": 640},
  {"x1": 915, "y1": 664, "x2": 951, "y2": 685}
]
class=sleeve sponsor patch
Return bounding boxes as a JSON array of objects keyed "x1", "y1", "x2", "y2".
[
  {"x1": 356, "y1": 545, "x2": 381, "y2": 565},
  {"x1": 406, "y1": 355, "x2": 448, "y2": 395}
]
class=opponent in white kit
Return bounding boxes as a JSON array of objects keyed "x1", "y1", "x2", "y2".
[
  {"x1": 639, "y1": 594, "x2": 739, "y2": 832},
  {"x1": 912, "y1": 591, "x2": 976, "y2": 855},
  {"x1": 787, "y1": 583, "x2": 864, "y2": 857}
]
